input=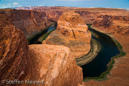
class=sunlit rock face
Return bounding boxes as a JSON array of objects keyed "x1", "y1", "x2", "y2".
[
  {"x1": 57, "y1": 12, "x2": 91, "y2": 41},
  {"x1": 29, "y1": 44, "x2": 83, "y2": 86},
  {"x1": 0, "y1": 24, "x2": 28, "y2": 85},
  {"x1": 43, "y1": 12, "x2": 91, "y2": 58}
]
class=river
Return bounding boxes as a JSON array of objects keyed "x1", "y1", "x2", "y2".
[
  {"x1": 28, "y1": 24, "x2": 120, "y2": 79},
  {"x1": 82, "y1": 27, "x2": 120, "y2": 79}
]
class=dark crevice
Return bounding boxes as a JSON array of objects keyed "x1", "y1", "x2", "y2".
[{"x1": 72, "y1": 29, "x2": 76, "y2": 39}]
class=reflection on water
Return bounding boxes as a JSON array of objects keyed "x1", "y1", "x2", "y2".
[
  {"x1": 28, "y1": 25, "x2": 56, "y2": 44},
  {"x1": 47, "y1": 26, "x2": 55, "y2": 32}
]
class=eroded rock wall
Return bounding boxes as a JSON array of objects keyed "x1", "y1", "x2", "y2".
[
  {"x1": 0, "y1": 9, "x2": 53, "y2": 39},
  {"x1": 0, "y1": 23, "x2": 28, "y2": 86}
]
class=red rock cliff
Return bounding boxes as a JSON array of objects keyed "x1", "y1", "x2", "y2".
[
  {"x1": 0, "y1": 9, "x2": 53, "y2": 39},
  {"x1": 0, "y1": 15, "x2": 28, "y2": 85}
]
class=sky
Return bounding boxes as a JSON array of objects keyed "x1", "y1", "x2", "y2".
[{"x1": 0, "y1": 0, "x2": 129, "y2": 9}]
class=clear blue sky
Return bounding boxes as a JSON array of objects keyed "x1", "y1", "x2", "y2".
[{"x1": 0, "y1": 0, "x2": 129, "y2": 9}]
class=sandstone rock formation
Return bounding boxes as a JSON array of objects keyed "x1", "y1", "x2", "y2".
[
  {"x1": 16, "y1": 6, "x2": 129, "y2": 25},
  {"x1": 16, "y1": 6, "x2": 71, "y2": 22},
  {"x1": 75, "y1": 10, "x2": 99, "y2": 24},
  {"x1": 93, "y1": 15, "x2": 129, "y2": 34},
  {"x1": 43, "y1": 12, "x2": 91, "y2": 58},
  {"x1": 46, "y1": 10, "x2": 63, "y2": 22},
  {"x1": 10, "y1": 9, "x2": 53, "y2": 39},
  {"x1": 93, "y1": 15, "x2": 113, "y2": 28},
  {"x1": 28, "y1": 44, "x2": 83, "y2": 86},
  {"x1": 0, "y1": 24, "x2": 28, "y2": 85},
  {"x1": 0, "y1": 9, "x2": 53, "y2": 39}
]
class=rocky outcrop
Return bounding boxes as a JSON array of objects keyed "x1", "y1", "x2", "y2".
[
  {"x1": 0, "y1": 9, "x2": 53, "y2": 39},
  {"x1": 93, "y1": 15, "x2": 129, "y2": 34},
  {"x1": 0, "y1": 24, "x2": 28, "y2": 85},
  {"x1": 46, "y1": 10, "x2": 63, "y2": 22},
  {"x1": 97, "y1": 15, "x2": 129, "y2": 21},
  {"x1": 75, "y1": 10, "x2": 99, "y2": 24},
  {"x1": 43, "y1": 12, "x2": 91, "y2": 58},
  {"x1": 28, "y1": 44, "x2": 83, "y2": 86},
  {"x1": 93, "y1": 15, "x2": 113, "y2": 28}
]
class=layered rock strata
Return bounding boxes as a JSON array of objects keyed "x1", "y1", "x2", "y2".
[
  {"x1": 93, "y1": 15, "x2": 129, "y2": 34},
  {"x1": 43, "y1": 12, "x2": 91, "y2": 58},
  {"x1": 0, "y1": 9, "x2": 53, "y2": 39},
  {"x1": 0, "y1": 24, "x2": 28, "y2": 85},
  {"x1": 16, "y1": 6, "x2": 129, "y2": 25},
  {"x1": 28, "y1": 44, "x2": 83, "y2": 86}
]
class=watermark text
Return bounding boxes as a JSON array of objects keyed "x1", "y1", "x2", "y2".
[{"x1": 1, "y1": 79, "x2": 44, "y2": 85}]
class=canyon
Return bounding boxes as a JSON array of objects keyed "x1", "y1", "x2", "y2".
[
  {"x1": 0, "y1": 8, "x2": 83, "y2": 86},
  {"x1": 0, "y1": 6, "x2": 129, "y2": 86},
  {"x1": 0, "y1": 9, "x2": 53, "y2": 39}
]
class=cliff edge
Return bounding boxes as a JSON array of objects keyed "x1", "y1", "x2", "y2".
[{"x1": 28, "y1": 44, "x2": 83, "y2": 86}]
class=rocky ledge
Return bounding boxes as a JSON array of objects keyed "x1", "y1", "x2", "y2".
[
  {"x1": 28, "y1": 44, "x2": 83, "y2": 86},
  {"x1": 43, "y1": 12, "x2": 91, "y2": 58}
]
